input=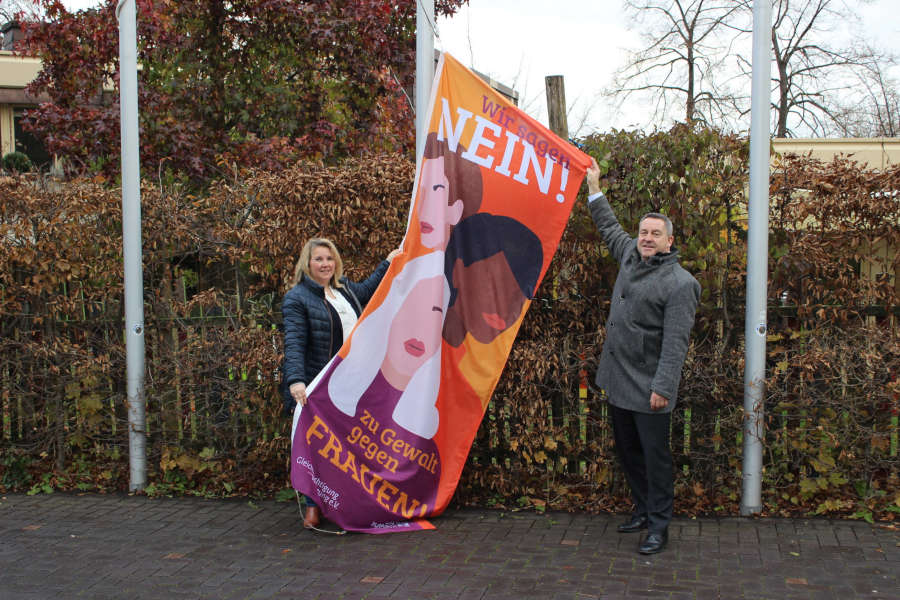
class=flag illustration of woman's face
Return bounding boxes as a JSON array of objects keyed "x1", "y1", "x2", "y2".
[
  {"x1": 418, "y1": 156, "x2": 464, "y2": 250},
  {"x1": 443, "y1": 252, "x2": 528, "y2": 346},
  {"x1": 381, "y1": 275, "x2": 446, "y2": 388}
]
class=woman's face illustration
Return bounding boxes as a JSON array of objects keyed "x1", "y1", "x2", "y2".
[
  {"x1": 443, "y1": 252, "x2": 528, "y2": 346},
  {"x1": 383, "y1": 276, "x2": 445, "y2": 384},
  {"x1": 418, "y1": 156, "x2": 463, "y2": 250}
]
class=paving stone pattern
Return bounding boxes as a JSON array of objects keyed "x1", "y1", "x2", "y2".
[{"x1": 1, "y1": 493, "x2": 898, "y2": 599}]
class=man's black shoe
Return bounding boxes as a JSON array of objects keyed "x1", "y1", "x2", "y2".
[
  {"x1": 617, "y1": 515, "x2": 648, "y2": 533},
  {"x1": 638, "y1": 530, "x2": 668, "y2": 555}
]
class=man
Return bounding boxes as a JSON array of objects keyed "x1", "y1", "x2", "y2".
[{"x1": 585, "y1": 157, "x2": 700, "y2": 555}]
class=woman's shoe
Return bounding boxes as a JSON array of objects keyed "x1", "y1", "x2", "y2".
[{"x1": 303, "y1": 505, "x2": 321, "y2": 529}]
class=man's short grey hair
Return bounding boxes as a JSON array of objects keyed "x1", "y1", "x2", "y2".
[{"x1": 640, "y1": 212, "x2": 673, "y2": 237}]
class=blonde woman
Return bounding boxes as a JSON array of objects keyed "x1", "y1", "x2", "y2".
[{"x1": 281, "y1": 238, "x2": 398, "y2": 528}]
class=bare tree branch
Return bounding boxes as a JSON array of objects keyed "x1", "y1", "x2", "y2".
[
  {"x1": 609, "y1": 0, "x2": 746, "y2": 128},
  {"x1": 827, "y1": 47, "x2": 900, "y2": 137},
  {"x1": 735, "y1": 0, "x2": 889, "y2": 137},
  {"x1": 612, "y1": 0, "x2": 895, "y2": 137}
]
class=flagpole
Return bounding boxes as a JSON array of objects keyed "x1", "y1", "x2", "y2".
[
  {"x1": 741, "y1": 0, "x2": 772, "y2": 516},
  {"x1": 415, "y1": 0, "x2": 435, "y2": 163},
  {"x1": 117, "y1": 0, "x2": 146, "y2": 492}
]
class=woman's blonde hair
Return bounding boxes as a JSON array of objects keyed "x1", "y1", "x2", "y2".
[{"x1": 293, "y1": 238, "x2": 344, "y2": 287}]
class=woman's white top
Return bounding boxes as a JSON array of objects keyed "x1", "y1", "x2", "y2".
[{"x1": 326, "y1": 287, "x2": 358, "y2": 343}]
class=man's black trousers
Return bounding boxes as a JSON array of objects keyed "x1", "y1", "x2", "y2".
[{"x1": 610, "y1": 404, "x2": 673, "y2": 534}]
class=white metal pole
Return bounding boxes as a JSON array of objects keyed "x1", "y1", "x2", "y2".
[
  {"x1": 741, "y1": 0, "x2": 772, "y2": 516},
  {"x1": 117, "y1": 0, "x2": 146, "y2": 492},
  {"x1": 415, "y1": 0, "x2": 435, "y2": 163}
]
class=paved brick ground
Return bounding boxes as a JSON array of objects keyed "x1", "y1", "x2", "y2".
[{"x1": 1, "y1": 493, "x2": 898, "y2": 599}]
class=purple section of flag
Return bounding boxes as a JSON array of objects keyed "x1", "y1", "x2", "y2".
[{"x1": 291, "y1": 358, "x2": 440, "y2": 533}]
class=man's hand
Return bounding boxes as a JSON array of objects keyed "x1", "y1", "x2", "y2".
[
  {"x1": 290, "y1": 382, "x2": 308, "y2": 406},
  {"x1": 650, "y1": 391, "x2": 669, "y2": 411},
  {"x1": 386, "y1": 248, "x2": 401, "y2": 262},
  {"x1": 586, "y1": 157, "x2": 602, "y2": 196}
]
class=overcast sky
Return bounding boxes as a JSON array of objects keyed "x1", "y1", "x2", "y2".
[
  {"x1": 55, "y1": 0, "x2": 900, "y2": 135},
  {"x1": 435, "y1": 0, "x2": 900, "y2": 135}
]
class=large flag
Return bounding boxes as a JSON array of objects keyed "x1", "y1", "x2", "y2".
[{"x1": 291, "y1": 53, "x2": 591, "y2": 533}]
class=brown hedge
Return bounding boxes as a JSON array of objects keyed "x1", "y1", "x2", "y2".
[{"x1": 1, "y1": 130, "x2": 898, "y2": 521}]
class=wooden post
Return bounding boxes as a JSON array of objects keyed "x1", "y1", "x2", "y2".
[
  {"x1": 545, "y1": 75, "x2": 569, "y2": 301},
  {"x1": 546, "y1": 75, "x2": 570, "y2": 467},
  {"x1": 544, "y1": 75, "x2": 569, "y2": 140}
]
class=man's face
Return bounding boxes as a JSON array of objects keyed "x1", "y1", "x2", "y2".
[
  {"x1": 418, "y1": 157, "x2": 463, "y2": 250},
  {"x1": 637, "y1": 217, "x2": 673, "y2": 260}
]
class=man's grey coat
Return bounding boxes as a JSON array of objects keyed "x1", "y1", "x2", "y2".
[{"x1": 590, "y1": 196, "x2": 700, "y2": 414}]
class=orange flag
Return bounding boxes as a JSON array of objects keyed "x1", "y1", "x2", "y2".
[{"x1": 291, "y1": 53, "x2": 591, "y2": 533}]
